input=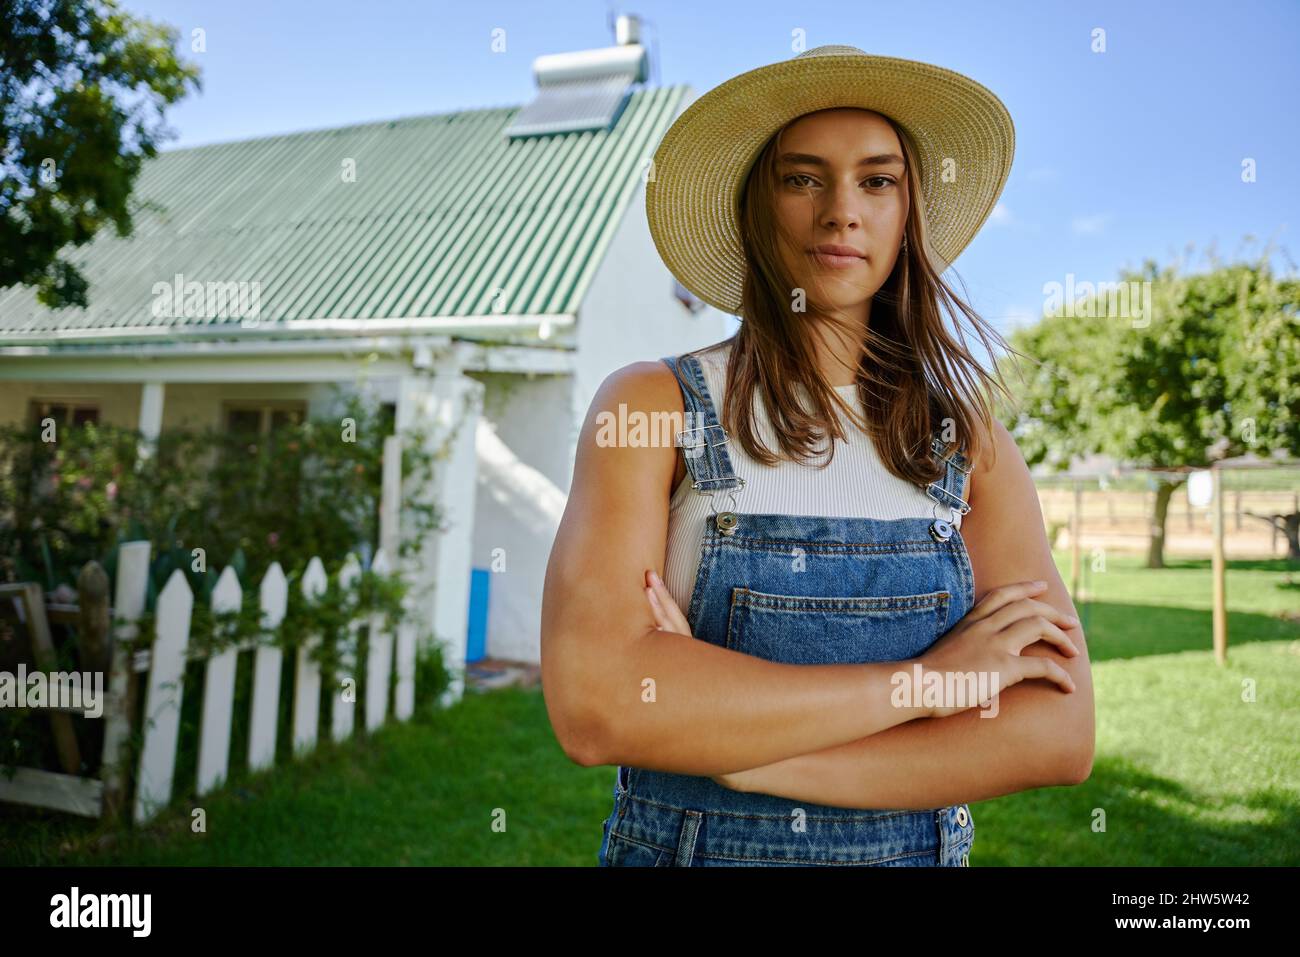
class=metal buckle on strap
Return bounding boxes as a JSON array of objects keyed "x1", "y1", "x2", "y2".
[
  {"x1": 676, "y1": 422, "x2": 745, "y2": 533},
  {"x1": 922, "y1": 482, "x2": 968, "y2": 542},
  {"x1": 923, "y1": 480, "x2": 971, "y2": 516},
  {"x1": 691, "y1": 475, "x2": 747, "y2": 493},
  {"x1": 676, "y1": 423, "x2": 730, "y2": 449},
  {"x1": 930, "y1": 437, "x2": 974, "y2": 474}
]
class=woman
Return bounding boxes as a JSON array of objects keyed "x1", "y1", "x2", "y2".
[{"x1": 540, "y1": 45, "x2": 1095, "y2": 866}]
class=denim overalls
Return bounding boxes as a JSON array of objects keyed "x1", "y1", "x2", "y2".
[{"x1": 597, "y1": 352, "x2": 978, "y2": 866}]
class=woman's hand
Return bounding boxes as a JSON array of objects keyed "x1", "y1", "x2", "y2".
[
  {"x1": 643, "y1": 568, "x2": 694, "y2": 638},
  {"x1": 917, "y1": 580, "x2": 1080, "y2": 718}
]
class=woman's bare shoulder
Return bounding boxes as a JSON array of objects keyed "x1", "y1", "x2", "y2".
[
  {"x1": 586, "y1": 359, "x2": 686, "y2": 427},
  {"x1": 967, "y1": 416, "x2": 1019, "y2": 493},
  {"x1": 960, "y1": 417, "x2": 1054, "y2": 584},
  {"x1": 570, "y1": 360, "x2": 686, "y2": 491},
  {"x1": 591, "y1": 355, "x2": 722, "y2": 495}
]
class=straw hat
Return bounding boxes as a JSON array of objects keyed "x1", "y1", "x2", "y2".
[{"x1": 645, "y1": 44, "x2": 1015, "y2": 317}]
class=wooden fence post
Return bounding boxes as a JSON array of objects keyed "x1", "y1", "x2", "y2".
[
  {"x1": 101, "y1": 541, "x2": 150, "y2": 824},
  {"x1": 292, "y1": 557, "x2": 326, "y2": 757},
  {"x1": 134, "y1": 568, "x2": 193, "y2": 824},
  {"x1": 197, "y1": 566, "x2": 241, "y2": 796},
  {"x1": 1070, "y1": 480, "x2": 1083, "y2": 603},
  {"x1": 248, "y1": 563, "x2": 287, "y2": 772},
  {"x1": 77, "y1": 560, "x2": 111, "y2": 676},
  {"x1": 1212, "y1": 467, "x2": 1228, "y2": 665},
  {"x1": 380, "y1": 433, "x2": 416, "y2": 721},
  {"x1": 332, "y1": 553, "x2": 361, "y2": 742},
  {"x1": 366, "y1": 550, "x2": 395, "y2": 731}
]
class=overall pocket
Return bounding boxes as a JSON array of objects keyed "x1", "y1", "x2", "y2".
[
  {"x1": 725, "y1": 588, "x2": 951, "y2": 665},
  {"x1": 604, "y1": 832, "x2": 674, "y2": 867}
]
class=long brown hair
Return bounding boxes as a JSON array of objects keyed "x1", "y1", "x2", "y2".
[{"x1": 681, "y1": 108, "x2": 1025, "y2": 488}]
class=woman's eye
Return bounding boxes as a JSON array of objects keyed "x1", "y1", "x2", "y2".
[{"x1": 783, "y1": 174, "x2": 895, "y2": 189}]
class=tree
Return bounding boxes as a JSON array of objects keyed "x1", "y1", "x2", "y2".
[
  {"x1": 999, "y1": 252, "x2": 1300, "y2": 567},
  {"x1": 1, "y1": 0, "x2": 199, "y2": 308},
  {"x1": 1219, "y1": 259, "x2": 1300, "y2": 556}
]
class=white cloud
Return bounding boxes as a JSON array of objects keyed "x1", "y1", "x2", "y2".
[
  {"x1": 1071, "y1": 213, "x2": 1113, "y2": 235},
  {"x1": 985, "y1": 202, "x2": 1039, "y2": 232}
]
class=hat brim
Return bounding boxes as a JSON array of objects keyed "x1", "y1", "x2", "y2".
[{"x1": 645, "y1": 51, "x2": 1015, "y2": 316}]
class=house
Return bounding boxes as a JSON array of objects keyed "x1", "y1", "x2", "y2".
[{"x1": 0, "y1": 22, "x2": 735, "y2": 696}]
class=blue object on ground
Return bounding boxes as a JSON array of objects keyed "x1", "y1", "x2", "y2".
[{"x1": 466, "y1": 568, "x2": 489, "y2": 663}]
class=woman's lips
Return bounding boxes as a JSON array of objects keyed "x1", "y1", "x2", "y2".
[{"x1": 808, "y1": 251, "x2": 865, "y2": 269}]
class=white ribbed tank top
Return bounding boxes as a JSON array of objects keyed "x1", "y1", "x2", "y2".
[{"x1": 662, "y1": 339, "x2": 963, "y2": 613}]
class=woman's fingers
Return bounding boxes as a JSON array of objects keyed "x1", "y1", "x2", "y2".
[
  {"x1": 1014, "y1": 655, "x2": 1076, "y2": 694},
  {"x1": 651, "y1": 570, "x2": 691, "y2": 634},
  {"x1": 645, "y1": 568, "x2": 691, "y2": 635},
  {"x1": 967, "y1": 580, "x2": 1048, "y2": 622},
  {"x1": 982, "y1": 597, "x2": 1081, "y2": 657},
  {"x1": 645, "y1": 581, "x2": 667, "y2": 630},
  {"x1": 993, "y1": 605, "x2": 1080, "y2": 657},
  {"x1": 1024, "y1": 598, "x2": 1081, "y2": 633},
  {"x1": 987, "y1": 598, "x2": 1081, "y2": 634},
  {"x1": 993, "y1": 610, "x2": 1079, "y2": 657}
]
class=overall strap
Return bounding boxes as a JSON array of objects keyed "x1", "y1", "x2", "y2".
[
  {"x1": 659, "y1": 354, "x2": 745, "y2": 495},
  {"x1": 923, "y1": 431, "x2": 974, "y2": 518}
]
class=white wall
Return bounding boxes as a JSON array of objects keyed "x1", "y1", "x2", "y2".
[
  {"x1": 568, "y1": 166, "x2": 737, "y2": 492},
  {"x1": 467, "y1": 374, "x2": 570, "y2": 663},
  {"x1": 469, "y1": 371, "x2": 574, "y2": 491},
  {"x1": 469, "y1": 131, "x2": 737, "y2": 666}
]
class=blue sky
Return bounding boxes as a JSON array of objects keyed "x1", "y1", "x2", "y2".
[{"x1": 119, "y1": 0, "x2": 1299, "y2": 345}]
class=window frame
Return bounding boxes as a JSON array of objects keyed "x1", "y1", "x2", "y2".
[
  {"x1": 27, "y1": 398, "x2": 102, "y2": 430},
  {"x1": 219, "y1": 399, "x2": 309, "y2": 436}
]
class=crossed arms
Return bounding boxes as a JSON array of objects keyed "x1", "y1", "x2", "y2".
[{"x1": 540, "y1": 363, "x2": 1094, "y2": 809}]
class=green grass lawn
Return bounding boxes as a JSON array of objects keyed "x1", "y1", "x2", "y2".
[{"x1": 2, "y1": 554, "x2": 1297, "y2": 866}]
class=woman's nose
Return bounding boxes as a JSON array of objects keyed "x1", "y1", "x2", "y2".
[{"x1": 820, "y1": 187, "x2": 862, "y2": 231}]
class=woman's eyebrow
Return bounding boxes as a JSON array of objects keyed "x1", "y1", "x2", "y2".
[{"x1": 778, "y1": 152, "x2": 905, "y2": 167}]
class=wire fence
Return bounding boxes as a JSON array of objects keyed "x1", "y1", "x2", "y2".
[{"x1": 1033, "y1": 466, "x2": 1300, "y2": 559}]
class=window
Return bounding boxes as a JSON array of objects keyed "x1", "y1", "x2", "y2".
[
  {"x1": 22, "y1": 401, "x2": 102, "y2": 508},
  {"x1": 221, "y1": 401, "x2": 307, "y2": 435},
  {"x1": 28, "y1": 399, "x2": 100, "y2": 431},
  {"x1": 226, "y1": 408, "x2": 262, "y2": 434},
  {"x1": 218, "y1": 401, "x2": 309, "y2": 516}
]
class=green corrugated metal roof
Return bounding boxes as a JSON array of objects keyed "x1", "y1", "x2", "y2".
[{"x1": 0, "y1": 84, "x2": 689, "y2": 343}]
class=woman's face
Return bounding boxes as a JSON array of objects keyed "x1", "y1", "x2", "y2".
[{"x1": 771, "y1": 108, "x2": 910, "y2": 312}]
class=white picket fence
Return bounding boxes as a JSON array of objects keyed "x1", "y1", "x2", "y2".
[{"x1": 0, "y1": 538, "x2": 420, "y2": 825}]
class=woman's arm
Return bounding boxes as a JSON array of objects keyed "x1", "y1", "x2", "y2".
[
  {"x1": 716, "y1": 418, "x2": 1096, "y2": 807},
  {"x1": 722, "y1": 648, "x2": 1091, "y2": 809},
  {"x1": 541, "y1": 362, "x2": 937, "y2": 777}
]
